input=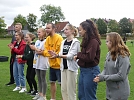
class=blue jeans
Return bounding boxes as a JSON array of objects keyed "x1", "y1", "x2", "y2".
[
  {"x1": 78, "y1": 66, "x2": 100, "y2": 100},
  {"x1": 13, "y1": 59, "x2": 26, "y2": 87}
]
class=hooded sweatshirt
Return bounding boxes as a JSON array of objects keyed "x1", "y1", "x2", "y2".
[
  {"x1": 59, "y1": 38, "x2": 80, "y2": 72},
  {"x1": 99, "y1": 52, "x2": 130, "y2": 100}
]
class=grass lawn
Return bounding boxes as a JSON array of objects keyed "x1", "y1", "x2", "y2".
[{"x1": 0, "y1": 39, "x2": 133, "y2": 100}]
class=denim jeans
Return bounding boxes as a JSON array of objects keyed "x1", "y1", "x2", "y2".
[
  {"x1": 13, "y1": 59, "x2": 26, "y2": 87},
  {"x1": 78, "y1": 66, "x2": 100, "y2": 100}
]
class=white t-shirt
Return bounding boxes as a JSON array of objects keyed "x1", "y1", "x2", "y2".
[{"x1": 33, "y1": 39, "x2": 49, "y2": 70}]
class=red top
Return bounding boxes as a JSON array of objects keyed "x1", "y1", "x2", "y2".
[{"x1": 11, "y1": 40, "x2": 26, "y2": 64}]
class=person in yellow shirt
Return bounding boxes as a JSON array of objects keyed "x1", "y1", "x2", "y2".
[{"x1": 43, "y1": 23, "x2": 63, "y2": 100}]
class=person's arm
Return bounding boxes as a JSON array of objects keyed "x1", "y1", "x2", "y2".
[
  {"x1": 22, "y1": 45, "x2": 34, "y2": 60},
  {"x1": 12, "y1": 44, "x2": 26, "y2": 55},
  {"x1": 60, "y1": 41, "x2": 80, "y2": 60},
  {"x1": 99, "y1": 56, "x2": 130, "y2": 82},
  {"x1": 43, "y1": 38, "x2": 51, "y2": 57},
  {"x1": 43, "y1": 36, "x2": 63, "y2": 57},
  {"x1": 77, "y1": 41, "x2": 98, "y2": 62},
  {"x1": 11, "y1": 34, "x2": 15, "y2": 43}
]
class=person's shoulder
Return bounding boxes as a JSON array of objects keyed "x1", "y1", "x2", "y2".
[
  {"x1": 89, "y1": 39, "x2": 98, "y2": 44},
  {"x1": 56, "y1": 33, "x2": 63, "y2": 39},
  {"x1": 21, "y1": 40, "x2": 26, "y2": 44},
  {"x1": 31, "y1": 41, "x2": 35, "y2": 45},
  {"x1": 35, "y1": 40, "x2": 40, "y2": 44}
]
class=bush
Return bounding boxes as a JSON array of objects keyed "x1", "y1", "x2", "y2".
[{"x1": 0, "y1": 34, "x2": 12, "y2": 38}]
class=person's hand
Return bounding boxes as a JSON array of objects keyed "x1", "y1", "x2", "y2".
[
  {"x1": 48, "y1": 50, "x2": 56, "y2": 56},
  {"x1": 8, "y1": 43, "x2": 13, "y2": 47},
  {"x1": 74, "y1": 55, "x2": 77, "y2": 61},
  {"x1": 16, "y1": 55, "x2": 22, "y2": 58},
  {"x1": 48, "y1": 50, "x2": 58, "y2": 59},
  {"x1": 8, "y1": 45, "x2": 14, "y2": 49},
  {"x1": 36, "y1": 48, "x2": 42, "y2": 52},
  {"x1": 93, "y1": 76, "x2": 100, "y2": 83},
  {"x1": 36, "y1": 50, "x2": 43, "y2": 55},
  {"x1": 29, "y1": 45, "x2": 36, "y2": 50}
]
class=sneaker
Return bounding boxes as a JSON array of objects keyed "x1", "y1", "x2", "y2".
[
  {"x1": 32, "y1": 94, "x2": 40, "y2": 100},
  {"x1": 26, "y1": 89, "x2": 33, "y2": 94},
  {"x1": 13, "y1": 87, "x2": 21, "y2": 91},
  {"x1": 5, "y1": 82, "x2": 15, "y2": 86},
  {"x1": 19, "y1": 88, "x2": 27, "y2": 93},
  {"x1": 37, "y1": 96, "x2": 46, "y2": 100},
  {"x1": 31, "y1": 90, "x2": 38, "y2": 96}
]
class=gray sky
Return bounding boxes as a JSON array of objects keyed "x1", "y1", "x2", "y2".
[{"x1": 0, "y1": 0, "x2": 134, "y2": 27}]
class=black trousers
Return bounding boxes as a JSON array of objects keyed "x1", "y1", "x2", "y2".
[
  {"x1": 26, "y1": 66, "x2": 37, "y2": 91},
  {"x1": 9, "y1": 56, "x2": 14, "y2": 83}
]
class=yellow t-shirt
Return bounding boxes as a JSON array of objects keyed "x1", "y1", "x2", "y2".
[{"x1": 43, "y1": 33, "x2": 63, "y2": 69}]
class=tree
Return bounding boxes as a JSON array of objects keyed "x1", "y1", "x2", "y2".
[
  {"x1": 27, "y1": 13, "x2": 37, "y2": 32},
  {"x1": 40, "y1": 4, "x2": 65, "y2": 26},
  {"x1": 96, "y1": 18, "x2": 107, "y2": 34},
  {"x1": 132, "y1": 20, "x2": 134, "y2": 34},
  {"x1": 14, "y1": 14, "x2": 27, "y2": 29},
  {"x1": 90, "y1": 18, "x2": 97, "y2": 23},
  {"x1": 0, "y1": 16, "x2": 6, "y2": 33},
  {"x1": 107, "y1": 19, "x2": 119, "y2": 33},
  {"x1": 119, "y1": 17, "x2": 132, "y2": 35}
]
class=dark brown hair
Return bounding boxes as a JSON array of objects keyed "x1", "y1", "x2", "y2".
[
  {"x1": 16, "y1": 32, "x2": 24, "y2": 39},
  {"x1": 47, "y1": 22, "x2": 56, "y2": 29},
  {"x1": 80, "y1": 19, "x2": 101, "y2": 47}
]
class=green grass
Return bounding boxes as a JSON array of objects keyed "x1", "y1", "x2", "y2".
[{"x1": 0, "y1": 39, "x2": 133, "y2": 100}]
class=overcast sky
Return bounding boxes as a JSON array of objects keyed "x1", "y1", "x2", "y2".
[{"x1": 0, "y1": 0, "x2": 134, "y2": 27}]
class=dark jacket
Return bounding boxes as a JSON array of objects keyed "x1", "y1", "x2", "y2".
[
  {"x1": 77, "y1": 38, "x2": 101, "y2": 68},
  {"x1": 22, "y1": 42, "x2": 35, "y2": 67},
  {"x1": 12, "y1": 40, "x2": 26, "y2": 64}
]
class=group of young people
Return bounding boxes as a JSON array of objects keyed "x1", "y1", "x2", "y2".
[{"x1": 6, "y1": 19, "x2": 131, "y2": 100}]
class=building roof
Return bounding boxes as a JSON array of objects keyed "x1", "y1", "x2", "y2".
[
  {"x1": 7, "y1": 22, "x2": 29, "y2": 31},
  {"x1": 7, "y1": 23, "x2": 14, "y2": 31},
  {"x1": 129, "y1": 19, "x2": 134, "y2": 23},
  {"x1": 55, "y1": 21, "x2": 69, "y2": 33}
]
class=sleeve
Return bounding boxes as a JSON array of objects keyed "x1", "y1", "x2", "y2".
[
  {"x1": 12, "y1": 44, "x2": 26, "y2": 55},
  {"x1": 43, "y1": 38, "x2": 51, "y2": 57},
  {"x1": 55, "y1": 36, "x2": 63, "y2": 54},
  {"x1": 99, "y1": 56, "x2": 130, "y2": 82},
  {"x1": 22, "y1": 45, "x2": 34, "y2": 60},
  {"x1": 11, "y1": 34, "x2": 15, "y2": 43},
  {"x1": 77, "y1": 41, "x2": 98, "y2": 62},
  {"x1": 66, "y1": 41, "x2": 80, "y2": 60},
  {"x1": 43, "y1": 36, "x2": 63, "y2": 57},
  {"x1": 99, "y1": 67, "x2": 106, "y2": 82}
]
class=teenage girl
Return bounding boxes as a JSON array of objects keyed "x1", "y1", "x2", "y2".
[
  {"x1": 49, "y1": 24, "x2": 80, "y2": 100},
  {"x1": 94, "y1": 32, "x2": 131, "y2": 100},
  {"x1": 17, "y1": 33, "x2": 38, "y2": 95},
  {"x1": 30, "y1": 28, "x2": 49, "y2": 100}
]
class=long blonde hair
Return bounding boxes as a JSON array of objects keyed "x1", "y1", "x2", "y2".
[{"x1": 107, "y1": 32, "x2": 130, "y2": 61}]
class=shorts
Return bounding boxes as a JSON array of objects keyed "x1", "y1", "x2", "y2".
[{"x1": 49, "y1": 67, "x2": 61, "y2": 84}]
